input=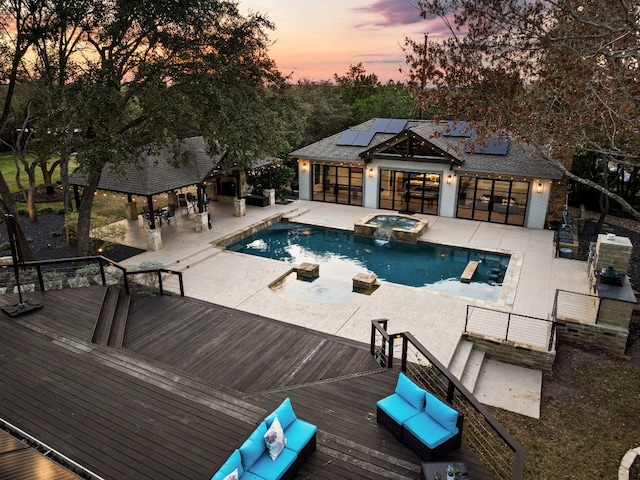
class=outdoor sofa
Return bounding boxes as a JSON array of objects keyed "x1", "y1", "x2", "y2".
[
  {"x1": 210, "y1": 398, "x2": 317, "y2": 480},
  {"x1": 376, "y1": 372, "x2": 463, "y2": 461}
]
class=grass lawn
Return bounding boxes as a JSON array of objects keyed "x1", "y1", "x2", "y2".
[{"x1": 493, "y1": 343, "x2": 640, "y2": 478}]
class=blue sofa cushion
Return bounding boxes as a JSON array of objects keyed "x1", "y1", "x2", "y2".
[
  {"x1": 404, "y1": 411, "x2": 457, "y2": 448},
  {"x1": 265, "y1": 398, "x2": 297, "y2": 431},
  {"x1": 247, "y1": 445, "x2": 297, "y2": 479},
  {"x1": 377, "y1": 393, "x2": 422, "y2": 425},
  {"x1": 282, "y1": 418, "x2": 317, "y2": 453},
  {"x1": 425, "y1": 392, "x2": 459, "y2": 434},
  {"x1": 210, "y1": 449, "x2": 243, "y2": 480},
  {"x1": 395, "y1": 373, "x2": 426, "y2": 411},
  {"x1": 239, "y1": 422, "x2": 268, "y2": 470}
]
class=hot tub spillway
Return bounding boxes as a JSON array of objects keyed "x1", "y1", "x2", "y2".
[{"x1": 353, "y1": 214, "x2": 428, "y2": 243}]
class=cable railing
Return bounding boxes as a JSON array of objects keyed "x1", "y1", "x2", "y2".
[
  {"x1": 0, "y1": 255, "x2": 184, "y2": 297},
  {"x1": 552, "y1": 289, "x2": 600, "y2": 325},
  {"x1": 465, "y1": 305, "x2": 556, "y2": 351},
  {"x1": 371, "y1": 319, "x2": 526, "y2": 480}
]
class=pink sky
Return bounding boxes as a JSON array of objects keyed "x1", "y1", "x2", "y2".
[{"x1": 240, "y1": 0, "x2": 449, "y2": 83}]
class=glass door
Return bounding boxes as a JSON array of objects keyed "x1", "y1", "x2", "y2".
[{"x1": 311, "y1": 164, "x2": 363, "y2": 206}]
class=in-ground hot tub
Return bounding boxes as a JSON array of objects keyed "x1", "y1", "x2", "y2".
[{"x1": 354, "y1": 213, "x2": 428, "y2": 243}]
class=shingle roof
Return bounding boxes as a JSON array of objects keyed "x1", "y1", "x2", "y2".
[
  {"x1": 290, "y1": 119, "x2": 563, "y2": 179},
  {"x1": 69, "y1": 136, "x2": 224, "y2": 196}
]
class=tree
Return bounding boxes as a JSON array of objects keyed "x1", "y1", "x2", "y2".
[
  {"x1": 0, "y1": 0, "x2": 52, "y2": 260},
  {"x1": 354, "y1": 81, "x2": 417, "y2": 123},
  {"x1": 289, "y1": 79, "x2": 354, "y2": 147},
  {"x1": 27, "y1": 0, "x2": 289, "y2": 255},
  {"x1": 406, "y1": 0, "x2": 640, "y2": 218},
  {"x1": 334, "y1": 63, "x2": 381, "y2": 107}
]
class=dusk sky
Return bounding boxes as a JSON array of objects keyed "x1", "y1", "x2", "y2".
[{"x1": 240, "y1": 0, "x2": 448, "y2": 83}]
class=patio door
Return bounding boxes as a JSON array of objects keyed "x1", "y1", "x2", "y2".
[
  {"x1": 456, "y1": 177, "x2": 528, "y2": 226},
  {"x1": 379, "y1": 170, "x2": 440, "y2": 214},
  {"x1": 311, "y1": 164, "x2": 363, "y2": 206}
]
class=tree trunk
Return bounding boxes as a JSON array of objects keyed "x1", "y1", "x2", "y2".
[
  {"x1": 0, "y1": 172, "x2": 34, "y2": 261},
  {"x1": 76, "y1": 172, "x2": 100, "y2": 256},
  {"x1": 59, "y1": 151, "x2": 72, "y2": 212}
]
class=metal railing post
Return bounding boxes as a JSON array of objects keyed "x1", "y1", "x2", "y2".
[{"x1": 505, "y1": 312, "x2": 511, "y2": 342}]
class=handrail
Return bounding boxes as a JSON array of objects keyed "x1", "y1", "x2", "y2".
[
  {"x1": 2, "y1": 255, "x2": 183, "y2": 297},
  {"x1": 371, "y1": 319, "x2": 526, "y2": 480}
]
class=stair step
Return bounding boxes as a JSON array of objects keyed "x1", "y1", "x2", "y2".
[
  {"x1": 91, "y1": 286, "x2": 119, "y2": 345},
  {"x1": 107, "y1": 291, "x2": 131, "y2": 348},
  {"x1": 448, "y1": 340, "x2": 474, "y2": 380},
  {"x1": 163, "y1": 246, "x2": 218, "y2": 271},
  {"x1": 460, "y1": 349, "x2": 485, "y2": 394}
]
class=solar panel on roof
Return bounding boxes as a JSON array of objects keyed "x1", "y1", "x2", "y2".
[
  {"x1": 336, "y1": 130, "x2": 360, "y2": 146},
  {"x1": 444, "y1": 121, "x2": 474, "y2": 137},
  {"x1": 335, "y1": 119, "x2": 408, "y2": 147},
  {"x1": 464, "y1": 137, "x2": 510, "y2": 155},
  {"x1": 371, "y1": 118, "x2": 392, "y2": 132},
  {"x1": 352, "y1": 130, "x2": 376, "y2": 146},
  {"x1": 388, "y1": 119, "x2": 408, "y2": 133}
]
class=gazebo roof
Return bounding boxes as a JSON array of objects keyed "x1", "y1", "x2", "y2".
[{"x1": 69, "y1": 136, "x2": 224, "y2": 197}]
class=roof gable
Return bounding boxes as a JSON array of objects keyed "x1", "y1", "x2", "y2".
[{"x1": 359, "y1": 130, "x2": 463, "y2": 167}]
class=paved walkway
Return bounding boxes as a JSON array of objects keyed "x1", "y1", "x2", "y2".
[{"x1": 112, "y1": 199, "x2": 591, "y2": 418}]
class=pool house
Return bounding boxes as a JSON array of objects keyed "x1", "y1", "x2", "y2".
[{"x1": 290, "y1": 119, "x2": 563, "y2": 229}]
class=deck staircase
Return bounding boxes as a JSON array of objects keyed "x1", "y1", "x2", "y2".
[{"x1": 91, "y1": 285, "x2": 131, "y2": 347}]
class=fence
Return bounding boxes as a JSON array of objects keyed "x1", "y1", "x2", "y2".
[
  {"x1": 371, "y1": 319, "x2": 526, "y2": 480},
  {"x1": 465, "y1": 305, "x2": 556, "y2": 351}
]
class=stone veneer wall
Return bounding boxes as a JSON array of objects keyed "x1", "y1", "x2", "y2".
[
  {"x1": 463, "y1": 333, "x2": 556, "y2": 373},
  {"x1": 554, "y1": 319, "x2": 629, "y2": 353},
  {"x1": 545, "y1": 178, "x2": 568, "y2": 226}
]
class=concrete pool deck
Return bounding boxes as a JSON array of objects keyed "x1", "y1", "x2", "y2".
[{"x1": 113, "y1": 199, "x2": 591, "y2": 418}]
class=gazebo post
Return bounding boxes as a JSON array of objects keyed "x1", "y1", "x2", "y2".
[{"x1": 146, "y1": 196, "x2": 156, "y2": 229}]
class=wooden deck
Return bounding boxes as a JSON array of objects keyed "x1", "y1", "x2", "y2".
[{"x1": 0, "y1": 287, "x2": 494, "y2": 480}]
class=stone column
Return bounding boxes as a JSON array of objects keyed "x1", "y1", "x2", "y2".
[
  {"x1": 194, "y1": 212, "x2": 209, "y2": 232},
  {"x1": 263, "y1": 188, "x2": 276, "y2": 205},
  {"x1": 146, "y1": 229, "x2": 163, "y2": 251},
  {"x1": 234, "y1": 198, "x2": 246, "y2": 217},
  {"x1": 124, "y1": 201, "x2": 138, "y2": 220}
]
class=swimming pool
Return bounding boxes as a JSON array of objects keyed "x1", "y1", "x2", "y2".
[{"x1": 227, "y1": 222, "x2": 510, "y2": 301}]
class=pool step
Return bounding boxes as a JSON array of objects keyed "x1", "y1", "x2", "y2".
[{"x1": 460, "y1": 261, "x2": 479, "y2": 283}]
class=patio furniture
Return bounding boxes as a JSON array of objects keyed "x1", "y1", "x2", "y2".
[
  {"x1": 210, "y1": 398, "x2": 317, "y2": 480},
  {"x1": 377, "y1": 373, "x2": 463, "y2": 461},
  {"x1": 420, "y1": 461, "x2": 470, "y2": 480}
]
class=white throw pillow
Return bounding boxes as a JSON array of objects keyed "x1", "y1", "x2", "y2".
[
  {"x1": 222, "y1": 468, "x2": 239, "y2": 480},
  {"x1": 264, "y1": 416, "x2": 287, "y2": 461}
]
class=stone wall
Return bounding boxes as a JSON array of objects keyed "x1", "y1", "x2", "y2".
[
  {"x1": 555, "y1": 319, "x2": 629, "y2": 354},
  {"x1": 545, "y1": 178, "x2": 568, "y2": 226},
  {"x1": 463, "y1": 333, "x2": 556, "y2": 373}
]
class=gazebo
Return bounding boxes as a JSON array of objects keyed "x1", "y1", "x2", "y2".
[{"x1": 69, "y1": 136, "x2": 276, "y2": 249}]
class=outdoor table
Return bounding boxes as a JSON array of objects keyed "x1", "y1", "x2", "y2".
[{"x1": 420, "y1": 461, "x2": 470, "y2": 480}]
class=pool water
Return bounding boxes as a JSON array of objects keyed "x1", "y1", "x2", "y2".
[{"x1": 228, "y1": 222, "x2": 510, "y2": 301}]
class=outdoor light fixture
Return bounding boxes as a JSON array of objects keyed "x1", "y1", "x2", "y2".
[
  {"x1": 447, "y1": 174, "x2": 452, "y2": 185},
  {"x1": 301, "y1": 162, "x2": 308, "y2": 172},
  {"x1": 537, "y1": 182, "x2": 543, "y2": 193},
  {"x1": 368, "y1": 168, "x2": 374, "y2": 177}
]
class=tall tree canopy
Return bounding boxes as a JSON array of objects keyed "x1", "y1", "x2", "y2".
[
  {"x1": 405, "y1": 0, "x2": 640, "y2": 218},
  {"x1": 1, "y1": 0, "x2": 290, "y2": 255}
]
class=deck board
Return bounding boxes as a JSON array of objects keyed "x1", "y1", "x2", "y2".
[{"x1": 0, "y1": 288, "x2": 495, "y2": 480}]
